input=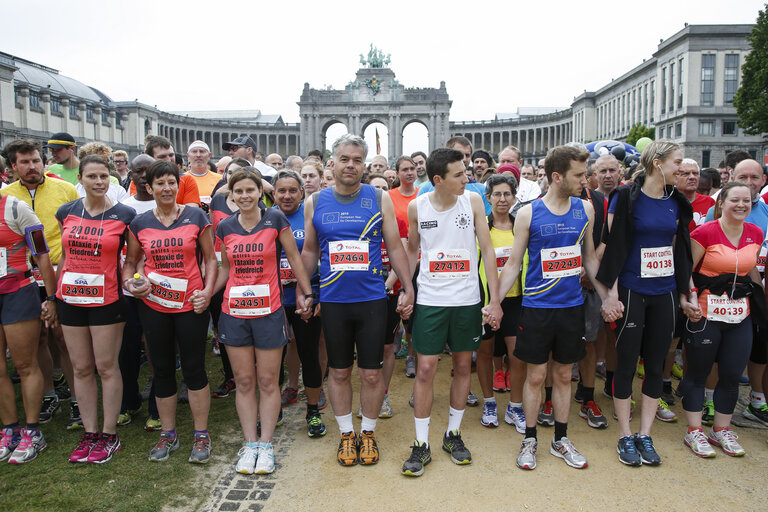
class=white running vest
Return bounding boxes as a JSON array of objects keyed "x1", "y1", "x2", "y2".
[{"x1": 416, "y1": 191, "x2": 480, "y2": 307}]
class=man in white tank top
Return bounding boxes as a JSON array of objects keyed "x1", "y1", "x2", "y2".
[{"x1": 400, "y1": 148, "x2": 502, "y2": 477}]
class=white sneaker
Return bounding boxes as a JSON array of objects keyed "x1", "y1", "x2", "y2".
[
  {"x1": 504, "y1": 404, "x2": 526, "y2": 434},
  {"x1": 480, "y1": 401, "x2": 499, "y2": 428},
  {"x1": 684, "y1": 428, "x2": 716, "y2": 458},
  {"x1": 254, "y1": 442, "x2": 275, "y2": 474},
  {"x1": 708, "y1": 427, "x2": 745, "y2": 457},
  {"x1": 235, "y1": 444, "x2": 258, "y2": 474},
  {"x1": 379, "y1": 394, "x2": 393, "y2": 419}
]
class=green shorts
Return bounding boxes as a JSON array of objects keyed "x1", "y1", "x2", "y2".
[{"x1": 412, "y1": 303, "x2": 482, "y2": 355}]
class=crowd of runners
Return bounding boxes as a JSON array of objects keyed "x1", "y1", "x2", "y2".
[{"x1": 0, "y1": 129, "x2": 767, "y2": 478}]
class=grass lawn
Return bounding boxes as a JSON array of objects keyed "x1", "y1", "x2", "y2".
[{"x1": 0, "y1": 345, "x2": 243, "y2": 512}]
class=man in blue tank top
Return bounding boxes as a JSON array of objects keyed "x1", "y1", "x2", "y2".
[
  {"x1": 497, "y1": 145, "x2": 623, "y2": 471},
  {"x1": 301, "y1": 134, "x2": 413, "y2": 467}
]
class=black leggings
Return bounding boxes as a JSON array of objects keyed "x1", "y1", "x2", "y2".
[
  {"x1": 285, "y1": 305, "x2": 323, "y2": 390},
  {"x1": 612, "y1": 287, "x2": 677, "y2": 400},
  {"x1": 137, "y1": 302, "x2": 210, "y2": 398},
  {"x1": 680, "y1": 317, "x2": 753, "y2": 414},
  {"x1": 209, "y1": 290, "x2": 234, "y2": 380}
]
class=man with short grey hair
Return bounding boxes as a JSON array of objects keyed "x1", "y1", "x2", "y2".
[
  {"x1": 300, "y1": 134, "x2": 413, "y2": 468},
  {"x1": 594, "y1": 154, "x2": 621, "y2": 197},
  {"x1": 285, "y1": 155, "x2": 303, "y2": 171},
  {"x1": 266, "y1": 153, "x2": 284, "y2": 170}
]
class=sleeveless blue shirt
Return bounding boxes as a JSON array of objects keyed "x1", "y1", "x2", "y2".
[
  {"x1": 313, "y1": 185, "x2": 385, "y2": 303},
  {"x1": 523, "y1": 197, "x2": 588, "y2": 308}
]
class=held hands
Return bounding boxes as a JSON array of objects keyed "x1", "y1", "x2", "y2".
[
  {"x1": 189, "y1": 289, "x2": 211, "y2": 314},
  {"x1": 482, "y1": 302, "x2": 503, "y2": 331},
  {"x1": 600, "y1": 295, "x2": 624, "y2": 323},
  {"x1": 126, "y1": 277, "x2": 151, "y2": 299},
  {"x1": 41, "y1": 300, "x2": 58, "y2": 328},
  {"x1": 681, "y1": 293, "x2": 702, "y2": 322},
  {"x1": 296, "y1": 294, "x2": 314, "y2": 322},
  {"x1": 396, "y1": 289, "x2": 414, "y2": 320}
]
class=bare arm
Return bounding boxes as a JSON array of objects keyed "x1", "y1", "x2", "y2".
[
  {"x1": 300, "y1": 194, "x2": 320, "y2": 277},
  {"x1": 582, "y1": 201, "x2": 623, "y2": 321},
  {"x1": 472, "y1": 193, "x2": 502, "y2": 327},
  {"x1": 381, "y1": 193, "x2": 413, "y2": 318},
  {"x1": 190, "y1": 225, "x2": 218, "y2": 314},
  {"x1": 280, "y1": 226, "x2": 314, "y2": 317}
]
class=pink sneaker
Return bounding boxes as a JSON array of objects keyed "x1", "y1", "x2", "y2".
[
  {"x1": 69, "y1": 432, "x2": 98, "y2": 463},
  {"x1": 87, "y1": 433, "x2": 121, "y2": 464}
]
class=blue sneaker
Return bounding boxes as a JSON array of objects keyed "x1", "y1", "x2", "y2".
[
  {"x1": 504, "y1": 404, "x2": 526, "y2": 434},
  {"x1": 634, "y1": 434, "x2": 661, "y2": 465},
  {"x1": 617, "y1": 435, "x2": 641, "y2": 466},
  {"x1": 480, "y1": 401, "x2": 498, "y2": 428}
]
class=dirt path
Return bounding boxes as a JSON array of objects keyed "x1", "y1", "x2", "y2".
[{"x1": 201, "y1": 357, "x2": 768, "y2": 512}]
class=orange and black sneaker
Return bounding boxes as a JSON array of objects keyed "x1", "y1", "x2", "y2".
[
  {"x1": 336, "y1": 431, "x2": 358, "y2": 466},
  {"x1": 358, "y1": 430, "x2": 379, "y2": 465}
]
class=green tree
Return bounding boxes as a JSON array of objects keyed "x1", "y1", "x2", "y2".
[
  {"x1": 734, "y1": 4, "x2": 768, "y2": 135},
  {"x1": 625, "y1": 124, "x2": 655, "y2": 146}
]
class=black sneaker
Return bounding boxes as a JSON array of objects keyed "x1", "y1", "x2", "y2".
[
  {"x1": 617, "y1": 435, "x2": 641, "y2": 466},
  {"x1": 54, "y1": 375, "x2": 71, "y2": 401},
  {"x1": 67, "y1": 401, "x2": 83, "y2": 430},
  {"x1": 212, "y1": 378, "x2": 236, "y2": 399},
  {"x1": 442, "y1": 430, "x2": 471, "y2": 465},
  {"x1": 39, "y1": 395, "x2": 60, "y2": 423},
  {"x1": 660, "y1": 388, "x2": 676, "y2": 406},
  {"x1": 402, "y1": 441, "x2": 431, "y2": 477},
  {"x1": 573, "y1": 381, "x2": 584, "y2": 403},
  {"x1": 306, "y1": 412, "x2": 327, "y2": 438},
  {"x1": 634, "y1": 434, "x2": 661, "y2": 465}
]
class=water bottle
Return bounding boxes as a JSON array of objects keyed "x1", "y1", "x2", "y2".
[{"x1": 133, "y1": 273, "x2": 147, "y2": 288}]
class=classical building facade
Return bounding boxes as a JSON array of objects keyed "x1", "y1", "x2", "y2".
[{"x1": 1, "y1": 24, "x2": 764, "y2": 167}]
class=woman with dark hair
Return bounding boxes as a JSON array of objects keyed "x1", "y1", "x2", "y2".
[
  {"x1": 123, "y1": 160, "x2": 217, "y2": 464},
  {"x1": 56, "y1": 155, "x2": 136, "y2": 463}
]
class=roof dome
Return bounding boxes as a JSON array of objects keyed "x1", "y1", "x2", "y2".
[{"x1": 8, "y1": 54, "x2": 111, "y2": 104}]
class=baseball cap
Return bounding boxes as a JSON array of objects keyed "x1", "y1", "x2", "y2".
[
  {"x1": 222, "y1": 136, "x2": 258, "y2": 152},
  {"x1": 44, "y1": 132, "x2": 76, "y2": 150}
]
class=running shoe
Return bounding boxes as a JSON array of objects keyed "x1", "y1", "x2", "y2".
[
  {"x1": 67, "y1": 401, "x2": 83, "y2": 430},
  {"x1": 54, "y1": 375, "x2": 71, "y2": 401},
  {"x1": 336, "y1": 431, "x2": 358, "y2": 466},
  {"x1": 235, "y1": 444, "x2": 258, "y2": 474},
  {"x1": 402, "y1": 441, "x2": 431, "y2": 477},
  {"x1": 671, "y1": 362, "x2": 684, "y2": 380},
  {"x1": 442, "y1": 430, "x2": 471, "y2": 464},
  {"x1": 702, "y1": 400, "x2": 715, "y2": 426},
  {"x1": 358, "y1": 430, "x2": 379, "y2": 465},
  {"x1": 595, "y1": 362, "x2": 607, "y2": 381},
  {"x1": 87, "y1": 433, "x2": 121, "y2": 464},
  {"x1": 516, "y1": 437, "x2": 537, "y2": 470},
  {"x1": 481, "y1": 401, "x2": 499, "y2": 428},
  {"x1": 189, "y1": 432, "x2": 211, "y2": 463},
  {"x1": 276, "y1": 409, "x2": 284, "y2": 427},
  {"x1": 211, "y1": 338, "x2": 220, "y2": 356},
  {"x1": 0, "y1": 427, "x2": 21, "y2": 462},
  {"x1": 550, "y1": 437, "x2": 588, "y2": 469},
  {"x1": 617, "y1": 435, "x2": 641, "y2": 466},
  {"x1": 409, "y1": 392, "x2": 414, "y2": 408},
  {"x1": 379, "y1": 394, "x2": 393, "y2": 419},
  {"x1": 684, "y1": 428, "x2": 716, "y2": 458},
  {"x1": 70, "y1": 432, "x2": 98, "y2": 463},
  {"x1": 505, "y1": 404, "x2": 526, "y2": 434},
  {"x1": 8, "y1": 428, "x2": 46, "y2": 464},
  {"x1": 149, "y1": 432, "x2": 179, "y2": 462},
  {"x1": 212, "y1": 378, "x2": 236, "y2": 399},
  {"x1": 117, "y1": 408, "x2": 137, "y2": 427},
  {"x1": 636, "y1": 360, "x2": 645, "y2": 378},
  {"x1": 537, "y1": 400, "x2": 554, "y2": 427},
  {"x1": 571, "y1": 364, "x2": 580, "y2": 381},
  {"x1": 466, "y1": 391, "x2": 479, "y2": 407},
  {"x1": 356, "y1": 405, "x2": 364, "y2": 419},
  {"x1": 742, "y1": 403, "x2": 768, "y2": 426},
  {"x1": 739, "y1": 375, "x2": 750, "y2": 386},
  {"x1": 708, "y1": 427, "x2": 745, "y2": 457},
  {"x1": 405, "y1": 356, "x2": 416, "y2": 378},
  {"x1": 661, "y1": 387, "x2": 676, "y2": 406},
  {"x1": 254, "y1": 442, "x2": 275, "y2": 474},
  {"x1": 395, "y1": 341, "x2": 409, "y2": 359},
  {"x1": 318, "y1": 390, "x2": 327, "y2": 410},
  {"x1": 493, "y1": 370, "x2": 506, "y2": 392},
  {"x1": 281, "y1": 386, "x2": 298, "y2": 407},
  {"x1": 634, "y1": 434, "x2": 661, "y2": 465},
  {"x1": 573, "y1": 382, "x2": 584, "y2": 403},
  {"x1": 39, "y1": 395, "x2": 60, "y2": 424},
  {"x1": 579, "y1": 401, "x2": 608, "y2": 429},
  {"x1": 307, "y1": 412, "x2": 327, "y2": 438},
  {"x1": 145, "y1": 416, "x2": 162, "y2": 431},
  {"x1": 655, "y1": 398, "x2": 678, "y2": 422}
]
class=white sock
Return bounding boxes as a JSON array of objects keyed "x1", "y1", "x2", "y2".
[
  {"x1": 335, "y1": 413, "x2": 354, "y2": 434},
  {"x1": 704, "y1": 388, "x2": 714, "y2": 402},
  {"x1": 414, "y1": 416, "x2": 430, "y2": 446},
  {"x1": 750, "y1": 391, "x2": 766, "y2": 407},
  {"x1": 509, "y1": 401, "x2": 522, "y2": 409},
  {"x1": 360, "y1": 415, "x2": 377, "y2": 433},
  {"x1": 483, "y1": 396, "x2": 496, "y2": 404},
  {"x1": 446, "y1": 406, "x2": 464, "y2": 433}
]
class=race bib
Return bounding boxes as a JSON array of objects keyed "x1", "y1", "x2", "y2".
[
  {"x1": 495, "y1": 246, "x2": 513, "y2": 275},
  {"x1": 31, "y1": 265, "x2": 56, "y2": 287},
  {"x1": 147, "y1": 272, "x2": 188, "y2": 309},
  {"x1": 541, "y1": 244, "x2": 581, "y2": 279},
  {"x1": 61, "y1": 272, "x2": 105, "y2": 304},
  {"x1": 757, "y1": 246, "x2": 766, "y2": 273},
  {"x1": 707, "y1": 294, "x2": 748, "y2": 324},
  {"x1": 641, "y1": 246, "x2": 674, "y2": 278},
  {"x1": 428, "y1": 249, "x2": 471, "y2": 279},
  {"x1": 329, "y1": 240, "x2": 369, "y2": 271},
  {"x1": 228, "y1": 284, "x2": 270, "y2": 317},
  {"x1": 280, "y1": 257, "x2": 296, "y2": 283},
  {"x1": 0, "y1": 248, "x2": 6, "y2": 278}
]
